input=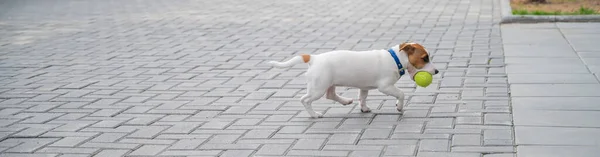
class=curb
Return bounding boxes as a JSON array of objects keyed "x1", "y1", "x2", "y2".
[{"x1": 500, "y1": 0, "x2": 600, "y2": 23}]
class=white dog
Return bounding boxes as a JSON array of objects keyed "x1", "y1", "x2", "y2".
[{"x1": 268, "y1": 42, "x2": 439, "y2": 118}]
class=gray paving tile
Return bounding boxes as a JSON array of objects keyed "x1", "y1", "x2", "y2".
[
  {"x1": 0, "y1": 0, "x2": 513, "y2": 156},
  {"x1": 220, "y1": 150, "x2": 255, "y2": 157},
  {"x1": 93, "y1": 149, "x2": 130, "y2": 157},
  {"x1": 578, "y1": 52, "x2": 600, "y2": 58},
  {"x1": 129, "y1": 145, "x2": 168, "y2": 156},
  {"x1": 564, "y1": 35, "x2": 600, "y2": 52},
  {"x1": 504, "y1": 44, "x2": 577, "y2": 57},
  {"x1": 511, "y1": 84, "x2": 600, "y2": 96},
  {"x1": 505, "y1": 57, "x2": 582, "y2": 65},
  {"x1": 419, "y1": 140, "x2": 449, "y2": 152},
  {"x1": 514, "y1": 110, "x2": 600, "y2": 127},
  {"x1": 512, "y1": 97, "x2": 600, "y2": 111},
  {"x1": 508, "y1": 74, "x2": 598, "y2": 84},
  {"x1": 417, "y1": 152, "x2": 482, "y2": 157},
  {"x1": 582, "y1": 58, "x2": 600, "y2": 66},
  {"x1": 286, "y1": 150, "x2": 349, "y2": 156},
  {"x1": 292, "y1": 139, "x2": 325, "y2": 150},
  {"x1": 451, "y1": 146, "x2": 514, "y2": 153},
  {"x1": 349, "y1": 150, "x2": 381, "y2": 157},
  {"x1": 515, "y1": 126, "x2": 600, "y2": 146},
  {"x1": 483, "y1": 153, "x2": 515, "y2": 157},
  {"x1": 452, "y1": 134, "x2": 481, "y2": 146},
  {"x1": 557, "y1": 22, "x2": 600, "y2": 29},
  {"x1": 518, "y1": 146, "x2": 600, "y2": 157},
  {"x1": 255, "y1": 144, "x2": 291, "y2": 155},
  {"x1": 501, "y1": 27, "x2": 565, "y2": 45},
  {"x1": 384, "y1": 145, "x2": 417, "y2": 156},
  {"x1": 506, "y1": 65, "x2": 589, "y2": 74}
]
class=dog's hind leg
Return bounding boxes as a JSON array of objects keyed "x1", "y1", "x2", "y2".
[
  {"x1": 300, "y1": 88, "x2": 326, "y2": 118},
  {"x1": 325, "y1": 86, "x2": 353, "y2": 105},
  {"x1": 300, "y1": 74, "x2": 329, "y2": 118}
]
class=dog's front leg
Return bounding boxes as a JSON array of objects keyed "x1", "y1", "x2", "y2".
[
  {"x1": 377, "y1": 86, "x2": 405, "y2": 112},
  {"x1": 358, "y1": 89, "x2": 371, "y2": 113}
]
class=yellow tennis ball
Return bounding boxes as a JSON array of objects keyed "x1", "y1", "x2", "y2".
[{"x1": 414, "y1": 71, "x2": 433, "y2": 87}]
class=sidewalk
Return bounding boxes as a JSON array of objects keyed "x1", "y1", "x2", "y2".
[
  {"x1": 0, "y1": 0, "x2": 515, "y2": 156},
  {"x1": 502, "y1": 23, "x2": 600, "y2": 157}
]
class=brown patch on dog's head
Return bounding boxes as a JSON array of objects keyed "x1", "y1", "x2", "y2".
[{"x1": 400, "y1": 42, "x2": 430, "y2": 69}]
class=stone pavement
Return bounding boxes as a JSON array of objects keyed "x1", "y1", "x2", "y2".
[
  {"x1": 502, "y1": 23, "x2": 600, "y2": 157},
  {"x1": 0, "y1": 0, "x2": 514, "y2": 156}
]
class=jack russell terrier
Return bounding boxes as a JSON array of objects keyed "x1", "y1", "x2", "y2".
[{"x1": 268, "y1": 42, "x2": 439, "y2": 118}]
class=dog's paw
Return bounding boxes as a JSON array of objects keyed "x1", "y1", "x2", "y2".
[
  {"x1": 360, "y1": 107, "x2": 371, "y2": 113},
  {"x1": 342, "y1": 99, "x2": 353, "y2": 106},
  {"x1": 310, "y1": 112, "x2": 323, "y2": 118},
  {"x1": 396, "y1": 103, "x2": 404, "y2": 112}
]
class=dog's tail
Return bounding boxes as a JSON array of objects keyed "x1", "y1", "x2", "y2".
[{"x1": 268, "y1": 54, "x2": 312, "y2": 68}]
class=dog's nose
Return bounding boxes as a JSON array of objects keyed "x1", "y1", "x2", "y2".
[{"x1": 434, "y1": 69, "x2": 439, "y2": 74}]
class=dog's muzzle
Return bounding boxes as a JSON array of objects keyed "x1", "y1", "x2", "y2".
[{"x1": 407, "y1": 63, "x2": 438, "y2": 81}]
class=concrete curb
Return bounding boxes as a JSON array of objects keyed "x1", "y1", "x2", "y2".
[{"x1": 500, "y1": 0, "x2": 600, "y2": 23}]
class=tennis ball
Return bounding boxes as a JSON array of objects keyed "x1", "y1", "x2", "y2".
[{"x1": 414, "y1": 71, "x2": 433, "y2": 87}]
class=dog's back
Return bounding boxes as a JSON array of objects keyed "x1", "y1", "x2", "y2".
[{"x1": 307, "y1": 49, "x2": 396, "y2": 89}]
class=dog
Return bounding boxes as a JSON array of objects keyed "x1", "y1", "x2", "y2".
[{"x1": 268, "y1": 42, "x2": 439, "y2": 118}]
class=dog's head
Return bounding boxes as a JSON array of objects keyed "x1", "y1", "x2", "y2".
[{"x1": 397, "y1": 42, "x2": 439, "y2": 80}]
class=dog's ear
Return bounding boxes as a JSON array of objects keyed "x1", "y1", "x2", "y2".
[{"x1": 400, "y1": 43, "x2": 415, "y2": 55}]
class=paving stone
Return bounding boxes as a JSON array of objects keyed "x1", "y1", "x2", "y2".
[
  {"x1": 452, "y1": 146, "x2": 515, "y2": 153},
  {"x1": 508, "y1": 74, "x2": 598, "y2": 84},
  {"x1": 512, "y1": 97, "x2": 600, "y2": 111},
  {"x1": 242, "y1": 130, "x2": 276, "y2": 139},
  {"x1": 417, "y1": 152, "x2": 482, "y2": 157},
  {"x1": 511, "y1": 84, "x2": 600, "y2": 97},
  {"x1": 37, "y1": 147, "x2": 99, "y2": 154},
  {"x1": 50, "y1": 137, "x2": 91, "y2": 147},
  {"x1": 3, "y1": 138, "x2": 59, "y2": 153},
  {"x1": 322, "y1": 145, "x2": 384, "y2": 151},
  {"x1": 286, "y1": 150, "x2": 349, "y2": 156},
  {"x1": 0, "y1": 0, "x2": 514, "y2": 156},
  {"x1": 199, "y1": 144, "x2": 260, "y2": 150},
  {"x1": 482, "y1": 154, "x2": 515, "y2": 157},
  {"x1": 326, "y1": 134, "x2": 359, "y2": 145},
  {"x1": 168, "y1": 139, "x2": 206, "y2": 150},
  {"x1": 394, "y1": 123, "x2": 424, "y2": 133},
  {"x1": 349, "y1": 150, "x2": 382, "y2": 157},
  {"x1": 206, "y1": 134, "x2": 243, "y2": 144},
  {"x1": 255, "y1": 144, "x2": 291, "y2": 155},
  {"x1": 514, "y1": 110, "x2": 600, "y2": 127},
  {"x1": 220, "y1": 150, "x2": 255, "y2": 157},
  {"x1": 384, "y1": 145, "x2": 417, "y2": 156},
  {"x1": 357, "y1": 139, "x2": 418, "y2": 145},
  {"x1": 484, "y1": 113, "x2": 512, "y2": 125},
  {"x1": 518, "y1": 146, "x2": 600, "y2": 157},
  {"x1": 419, "y1": 139, "x2": 450, "y2": 152},
  {"x1": 91, "y1": 133, "x2": 127, "y2": 143},
  {"x1": 515, "y1": 126, "x2": 600, "y2": 146},
  {"x1": 93, "y1": 149, "x2": 130, "y2": 157},
  {"x1": 452, "y1": 134, "x2": 481, "y2": 146},
  {"x1": 426, "y1": 118, "x2": 454, "y2": 129},
  {"x1": 159, "y1": 150, "x2": 222, "y2": 156},
  {"x1": 456, "y1": 117, "x2": 482, "y2": 125},
  {"x1": 129, "y1": 145, "x2": 169, "y2": 156},
  {"x1": 506, "y1": 65, "x2": 589, "y2": 74},
  {"x1": 360, "y1": 128, "x2": 392, "y2": 139},
  {"x1": 292, "y1": 139, "x2": 325, "y2": 149}
]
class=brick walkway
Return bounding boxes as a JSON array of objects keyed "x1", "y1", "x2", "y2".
[{"x1": 0, "y1": 0, "x2": 513, "y2": 156}]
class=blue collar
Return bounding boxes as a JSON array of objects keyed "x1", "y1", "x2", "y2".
[{"x1": 387, "y1": 48, "x2": 405, "y2": 76}]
